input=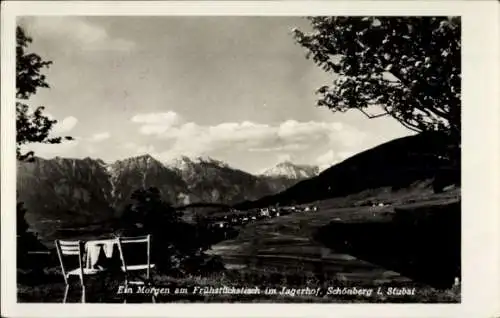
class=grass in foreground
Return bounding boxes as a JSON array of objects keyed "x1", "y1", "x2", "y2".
[{"x1": 17, "y1": 265, "x2": 460, "y2": 303}]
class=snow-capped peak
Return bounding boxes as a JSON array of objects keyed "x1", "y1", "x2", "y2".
[
  {"x1": 167, "y1": 156, "x2": 193, "y2": 171},
  {"x1": 262, "y1": 161, "x2": 319, "y2": 179},
  {"x1": 166, "y1": 155, "x2": 229, "y2": 171}
]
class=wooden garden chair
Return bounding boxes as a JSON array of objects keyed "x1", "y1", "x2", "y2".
[
  {"x1": 54, "y1": 239, "x2": 101, "y2": 303},
  {"x1": 116, "y1": 234, "x2": 156, "y2": 303}
]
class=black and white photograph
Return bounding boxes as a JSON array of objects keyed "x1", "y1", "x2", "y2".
[{"x1": 1, "y1": 1, "x2": 499, "y2": 317}]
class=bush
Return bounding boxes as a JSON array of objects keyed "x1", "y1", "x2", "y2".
[
  {"x1": 119, "y1": 187, "x2": 222, "y2": 275},
  {"x1": 17, "y1": 201, "x2": 48, "y2": 272}
]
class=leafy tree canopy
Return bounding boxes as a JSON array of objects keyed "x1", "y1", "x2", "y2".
[
  {"x1": 121, "y1": 187, "x2": 217, "y2": 273},
  {"x1": 17, "y1": 201, "x2": 29, "y2": 235},
  {"x1": 122, "y1": 187, "x2": 182, "y2": 229},
  {"x1": 293, "y1": 17, "x2": 461, "y2": 143},
  {"x1": 16, "y1": 26, "x2": 72, "y2": 162}
]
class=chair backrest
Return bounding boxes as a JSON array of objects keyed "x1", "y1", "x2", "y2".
[
  {"x1": 54, "y1": 240, "x2": 85, "y2": 283},
  {"x1": 116, "y1": 235, "x2": 151, "y2": 278}
]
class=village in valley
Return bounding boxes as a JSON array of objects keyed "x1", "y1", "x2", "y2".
[{"x1": 194, "y1": 205, "x2": 319, "y2": 230}]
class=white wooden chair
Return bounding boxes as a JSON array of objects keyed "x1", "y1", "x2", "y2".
[
  {"x1": 116, "y1": 235, "x2": 155, "y2": 303},
  {"x1": 54, "y1": 239, "x2": 100, "y2": 303}
]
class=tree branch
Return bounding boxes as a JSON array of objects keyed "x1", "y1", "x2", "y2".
[
  {"x1": 398, "y1": 119, "x2": 424, "y2": 133},
  {"x1": 359, "y1": 108, "x2": 390, "y2": 119}
]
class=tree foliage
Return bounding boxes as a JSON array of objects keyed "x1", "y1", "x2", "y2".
[
  {"x1": 16, "y1": 26, "x2": 72, "y2": 162},
  {"x1": 121, "y1": 187, "x2": 182, "y2": 232},
  {"x1": 17, "y1": 201, "x2": 30, "y2": 236},
  {"x1": 120, "y1": 187, "x2": 218, "y2": 274},
  {"x1": 17, "y1": 201, "x2": 47, "y2": 270},
  {"x1": 293, "y1": 17, "x2": 461, "y2": 142}
]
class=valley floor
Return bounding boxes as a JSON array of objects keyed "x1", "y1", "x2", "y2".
[{"x1": 17, "y1": 188, "x2": 461, "y2": 303}]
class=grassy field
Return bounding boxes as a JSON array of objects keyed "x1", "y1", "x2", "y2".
[
  {"x1": 205, "y1": 187, "x2": 460, "y2": 301},
  {"x1": 17, "y1": 264, "x2": 460, "y2": 303},
  {"x1": 17, "y1": 187, "x2": 461, "y2": 303}
]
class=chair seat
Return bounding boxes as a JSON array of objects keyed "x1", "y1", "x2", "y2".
[
  {"x1": 66, "y1": 267, "x2": 102, "y2": 277},
  {"x1": 121, "y1": 264, "x2": 155, "y2": 271},
  {"x1": 127, "y1": 281, "x2": 146, "y2": 285}
]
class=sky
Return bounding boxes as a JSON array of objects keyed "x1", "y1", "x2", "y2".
[{"x1": 18, "y1": 16, "x2": 413, "y2": 174}]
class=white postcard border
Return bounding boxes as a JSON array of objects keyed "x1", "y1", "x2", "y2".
[{"x1": 2, "y1": 1, "x2": 499, "y2": 317}]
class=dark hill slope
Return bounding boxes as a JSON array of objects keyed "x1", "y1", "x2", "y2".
[{"x1": 235, "y1": 132, "x2": 460, "y2": 210}]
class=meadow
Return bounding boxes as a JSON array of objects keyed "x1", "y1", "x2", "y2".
[{"x1": 17, "y1": 186, "x2": 461, "y2": 303}]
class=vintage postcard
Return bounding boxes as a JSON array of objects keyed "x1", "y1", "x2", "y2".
[{"x1": 1, "y1": 1, "x2": 499, "y2": 317}]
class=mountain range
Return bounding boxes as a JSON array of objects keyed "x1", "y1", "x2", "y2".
[
  {"x1": 17, "y1": 131, "x2": 460, "y2": 243},
  {"x1": 17, "y1": 155, "x2": 319, "y2": 232}
]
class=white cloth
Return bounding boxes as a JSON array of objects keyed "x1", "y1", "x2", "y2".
[{"x1": 85, "y1": 238, "x2": 118, "y2": 269}]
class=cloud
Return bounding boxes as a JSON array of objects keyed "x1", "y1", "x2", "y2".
[
  {"x1": 316, "y1": 150, "x2": 355, "y2": 171},
  {"x1": 21, "y1": 139, "x2": 80, "y2": 159},
  {"x1": 277, "y1": 153, "x2": 292, "y2": 162},
  {"x1": 22, "y1": 17, "x2": 135, "y2": 53},
  {"x1": 122, "y1": 142, "x2": 137, "y2": 150},
  {"x1": 130, "y1": 111, "x2": 366, "y2": 162},
  {"x1": 136, "y1": 145, "x2": 156, "y2": 155},
  {"x1": 248, "y1": 144, "x2": 307, "y2": 152},
  {"x1": 338, "y1": 151, "x2": 355, "y2": 160},
  {"x1": 52, "y1": 116, "x2": 78, "y2": 134},
  {"x1": 316, "y1": 150, "x2": 339, "y2": 171},
  {"x1": 89, "y1": 132, "x2": 111, "y2": 142},
  {"x1": 131, "y1": 111, "x2": 180, "y2": 125},
  {"x1": 278, "y1": 120, "x2": 343, "y2": 139},
  {"x1": 85, "y1": 144, "x2": 97, "y2": 155},
  {"x1": 121, "y1": 142, "x2": 156, "y2": 156},
  {"x1": 131, "y1": 111, "x2": 182, "y2": 135}
]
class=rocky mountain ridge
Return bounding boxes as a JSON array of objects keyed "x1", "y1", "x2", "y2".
[{"x1": 17, "y1": 154, "x2": 315, "y2": 231}]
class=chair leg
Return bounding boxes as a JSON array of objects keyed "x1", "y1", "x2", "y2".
[
  {"x1": 148, "y1": 280, "x2": 156, "y2": 303},
  {"x1": 123, "y1": 282, "x2": 128, "y2": 304},
  {"x1": 81, "y1": 286, "x2": 86, "y2": 303},
  {"x1": 63, "y1": 284, "x2": 69, "y2": 303}
]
